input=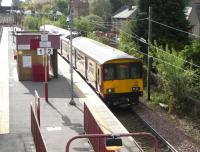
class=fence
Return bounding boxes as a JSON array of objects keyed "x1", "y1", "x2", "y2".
[{"x1": 31, "y1": 90, "x2": 47, "y2": 152}]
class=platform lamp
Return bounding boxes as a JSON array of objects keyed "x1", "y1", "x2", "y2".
[
  {"x1": 105, "y1": 136, "x2": 122, "y2": 151},
  {"x1": 69, "y1": 0, "x2": 76, "y2": 106}
]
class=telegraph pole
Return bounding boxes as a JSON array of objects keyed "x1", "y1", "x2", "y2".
[
  {"x1": 69, "y1": 0, "x2": 75, "y2": 106},
  {"x1": 147, "y1": 6, "x2": 152, "y2": 101}
]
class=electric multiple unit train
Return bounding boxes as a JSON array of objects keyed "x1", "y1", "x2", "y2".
[{"x1": 41, "y1": 25, "x2": 144, "y2": 106}]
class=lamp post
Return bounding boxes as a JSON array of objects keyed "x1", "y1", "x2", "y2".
[
  {"x1": 65, "y1": 132, "x2": 158, "y2": 152},
  {"x1": 42, "y1": 24, "x2": 49, "y2": 102},
  {"x1": 69, "y1": 0, "x2": 75, "y2": 106}
]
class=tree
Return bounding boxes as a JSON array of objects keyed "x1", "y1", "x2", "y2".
[
  {"x1": 118, "y1": 20, "x2": 139, "y2": 56},
  {"x1": 89, "y1": 0, "x2": 112, "y2": 21},
  {"x1": 153, "y1": 44, "x2": 198, "y2": 114},
  {"x1": 54, "y1": 15, "x2": 67, "y2": 28},
  {"x1": 73, "y1": 14, "x2": 105, "y2": 34},
  {"x1": 87, "y1": 32, "x2": 110, "y2": 45},
  {"x1": 23, "y1": 15, "x2": 39, "y2": 30},
  {"x1": 182, "y1": 39, "x2": 200, "y2": 75},
  {"x1": 55, "y1": 0, "x2": 68, "y2": 16},
  {"x1": 134, "y1": 0, "x2": 191, "y2": 51}
]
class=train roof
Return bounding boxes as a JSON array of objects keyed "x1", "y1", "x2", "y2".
[
  {"x1": 72, "y1": 37, "x2": 139, "y2": 64},
  {"x1": 40, "y1": 25, "x2": 71, "y2": 36}
]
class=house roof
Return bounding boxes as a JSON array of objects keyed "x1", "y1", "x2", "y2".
[
  {"x1": 185, "y1": 7, "x2": 192, "y2": 19},
  {"x1": 113, "y1": 6, "x2": 137, "y2": 19},
  {"x1": 195, "y1": 5, "x2": 200, "y2": 21}
]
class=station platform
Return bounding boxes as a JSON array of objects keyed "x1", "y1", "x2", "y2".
[{"x1": 0, "y1": 27, "x2": 142, "y2": 152}]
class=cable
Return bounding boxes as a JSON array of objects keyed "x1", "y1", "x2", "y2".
[
  {"x1": 119, "y1": 30, "x2": 200, "y2": 69},
  {"x1": 150, "y1": 19, "x2": 200, "y2": 38},
  {"x1": 129, "y1": 47, "x2": 200, "y2": 79},
  {"x1": 91, "y1": 17, "x2": 148, "y2": 24},
  {"x1": 83, "y1": 21, "x2": 200, "y2": 77}
]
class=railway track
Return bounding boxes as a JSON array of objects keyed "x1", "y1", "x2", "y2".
[{"x1": 112, "y1": 106, "x2": 178, "y2": 152}]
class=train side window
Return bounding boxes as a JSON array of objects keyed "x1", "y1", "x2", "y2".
[
  {"x1": 130, "y1": 63, "x2": 142, "y2": 79},
  {"x1": 104, "y1": 65, "x2": 115, "y2": 80}
]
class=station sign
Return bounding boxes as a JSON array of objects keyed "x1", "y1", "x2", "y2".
[
  {"x1": 41, "y1": 34, "x2": 48, "y2": 41},
  {"x1": 39, "y1": 41, "x2": 51, "y2": 48},
  {"x1": 37, "y1": 48, "x2": 53, "y2": 55}
]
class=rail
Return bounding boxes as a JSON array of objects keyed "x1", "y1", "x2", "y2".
[
  {"x1": 31, "y1": 90, "x2": 47, "y2": 152},
  {"x1": 65, "y1": 133, "x2": 158, "y2": 152},
  {"x1": 133, "y1": 104, "x2": 178, "y2": 152}
]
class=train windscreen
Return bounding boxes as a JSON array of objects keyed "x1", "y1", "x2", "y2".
[
  {"x1": 104, "y1": 62, "x2": 142, "y2": 80},
  {"x1": 104, "y1": 64, "x2": 115, "y2": 80},
  {"x1": 130, "y1": 63, "x2": 142, "y2": 79}
]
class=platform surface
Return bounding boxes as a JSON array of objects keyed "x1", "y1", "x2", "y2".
[{"x1": 0, "y1": 27, "x2": 142, "y2": 152}]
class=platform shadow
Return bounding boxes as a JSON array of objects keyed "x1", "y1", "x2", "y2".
[{"x1": 21, "y1": 75, "x2": 86, "y2": 99}]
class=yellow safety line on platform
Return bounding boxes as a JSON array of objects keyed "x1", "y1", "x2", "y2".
[{"x1": 0, "y1": 27, "x2": 9, "y2": 134}]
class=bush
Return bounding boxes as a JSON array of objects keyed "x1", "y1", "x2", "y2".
[
  {"x1": 23, "y1": 15, "x2": 39, "y2": 30},
  {"x1": 152, "y1": 44, "x2": 198, "y2": 114}
]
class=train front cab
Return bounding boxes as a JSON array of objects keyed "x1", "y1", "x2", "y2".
[{"x1": 101, "y1": 59, "x2": 143, "y2": 107}]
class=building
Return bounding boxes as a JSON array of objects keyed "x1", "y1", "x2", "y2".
[
  {"x1": 15, "y1": 31, "x2": 60, "y2": 81},
  {"x1": 73, "y1": 0, "x2": 89, "y2": 17},
  {"x1": 112, "y1": 5, "x2": 137, "y2": 32},
  {"x1": 187, "y1": 0, "x2": 200, "y2": 35}
]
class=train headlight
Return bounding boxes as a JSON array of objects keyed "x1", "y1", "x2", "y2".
[
  {"x1": 132, "y1": 87, "x2": 140, "y2": 92},
  {"x1": 107, "y1": 88, "x2": 114, "y2": 93}
]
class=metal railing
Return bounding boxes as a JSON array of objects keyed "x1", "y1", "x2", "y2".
[
  {"x1": 31, "y1": 90, "x2": 47, "y2": 152},
  {"x1": 65, "y1": 133, "x2": 158, "y2": 152}
]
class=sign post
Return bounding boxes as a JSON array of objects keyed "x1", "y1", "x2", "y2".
[{"x1": 37, "y1": 34, "x2": 53, "y2": 102}]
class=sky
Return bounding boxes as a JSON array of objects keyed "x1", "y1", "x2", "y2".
[{"x1": 1, "y1": 0, "x2": 25, "y2": 6}]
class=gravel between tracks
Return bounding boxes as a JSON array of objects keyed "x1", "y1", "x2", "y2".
[{"x1": 132, "y1": 100, "x2": 200, "y2": 152}]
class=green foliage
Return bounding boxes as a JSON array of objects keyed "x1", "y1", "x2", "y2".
[
  {"x1": 41, "y1": 4, "x2": 52, "y2": 14},
  {"x1": 55, "y1": 0, "x2": 68, "y2": 16},
  {"x1": 89, "y1": 0, "x2": 112, "y2": 21},
  {"x1": 88, "y1": 32, "x2": 110, "y2": 45},
  {"x1": 182, "y1": 39, "x2": 200, "y2": 73},
  {"x1": 23, "y1": 15, "x2": 39, "y2": 30},
  {"x1": 20, "y1": 1, "x2": 34, "y2": 10},
  {"x1": 152, "y1": 44, "x2": 198, "y2": 114},
  {"x1": 118, "y1": 20, "x2": 140, "y2": 57},
  {"x1": 73, "y1": 14, "x2": 105, "y2": 34},
  {"x1": 56, "y1": 16, "x2": 67, "y2": 28},
  {"x1": 134, "y1": 0, "x2": 191, "y2": 51}
]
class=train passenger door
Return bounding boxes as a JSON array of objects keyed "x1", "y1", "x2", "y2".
[{"x1": 96, "y1": 65, "x2": 102, "y2": 92}]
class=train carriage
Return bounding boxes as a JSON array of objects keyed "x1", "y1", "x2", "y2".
[{"x1": 61, "y1": 36, "x2": 143, "y2": 106}]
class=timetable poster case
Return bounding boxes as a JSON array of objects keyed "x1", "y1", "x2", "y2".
[{"x1": 22, "y1": 55, "x2": 32, "y2": 68}]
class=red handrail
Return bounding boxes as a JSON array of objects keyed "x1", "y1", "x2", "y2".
[
  {"x1": 65, "y1": 133, "x2": 158, "y2": 152},
  {"x1": 31, "y1": 104, "x2": 47, "y2": 152},
  {"x1": 34, "y1": 90, "x2": 40, "y2": 125}
]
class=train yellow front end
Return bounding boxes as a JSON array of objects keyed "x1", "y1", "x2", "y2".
[{"x1": 102, "y1": 59, "x2": 143, "y2": 106}]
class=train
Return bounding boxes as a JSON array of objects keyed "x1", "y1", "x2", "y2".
[{"x1": 40, "y1": 25, "x2": 144, "y2": 107}]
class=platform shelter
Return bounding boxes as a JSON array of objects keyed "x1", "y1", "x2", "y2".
[{"x1": 15, "y1": 31, "x2": 60, "y2": 81}]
